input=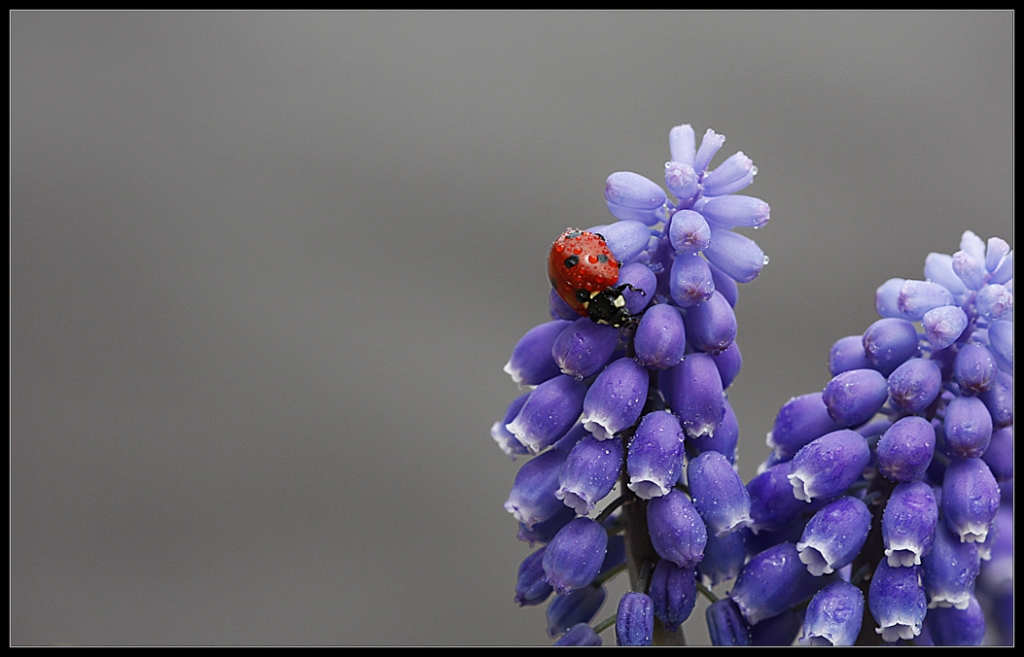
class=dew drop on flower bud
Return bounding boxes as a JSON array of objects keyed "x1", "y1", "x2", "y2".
[{"x1": 763, "y1": 255, "x2": 770, "y2": 266}]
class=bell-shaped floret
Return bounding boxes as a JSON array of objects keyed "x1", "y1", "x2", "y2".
[
  {"x1": 787, "y1": 429, "x2": 870, "y2": 503},
  {"x1": 667, "y1": 353, "x2": 726, "y2": 439},
  {"x1": 647, "y1": 489, "x2": 707, "y2": 568},
  {"x1": 542, "y1": 517, "x2": 609, "y2": 594},
  {"x1": 514, "y1": 547, "x2": 553, "y2": 606},
  {"x1": 626, "y1": 410, "x2": 685, "y2": 499},
  {"x1": 922, "y1": 521, "x2": 980, "y2": 611},
  {"x1": 922, "y1": 595, "x2": 985, "y2": 646},
  {"x1": 942, "y1": 457, "x2": 1000, "y2": 543},
  {"x1": 882, "y1": 481, "x2": 938, "y2": 567},
  {"x1": 682, "y1": 290, "x2": 737, "y2": 354},
  {"x1": 799, "y1": 580, "x2": 864, "y2": 646},
  {"x1": 796, "y1": 496, "x2": 871, "y2": 576},
  {"x1": 556, "y1": 434, "x2": 623, "y2": 515},
  {"x1": 551, "y1": 318, "x2": 620, "y2": 379},
  {"x1": 687, "y1": 450, "x2": 752, "y2": 536},
  {"x1": 504, "y1": 320, "x2": 572, "y2": 386},
  {"x1": 581, "y1": 357, "x2": 648, "y2": 440},
  {"x1": 506, "y1": 374, "x2": 586, "y2": 453},
  {"x1": 767, "y1": 392, "x2": 844, "y2": 460},
  {"x1": 504, "y1": 448, "x2": 569, "y2": 529},
  {"x1": 731, "y1": 542, "x2": 826, "y2": 625},
  {"x1": 868, "y1": 560, "x2": 927, "y2": 643},
  {"x1": 876, "y1": 416, "x2": 935, "y2": 483}
]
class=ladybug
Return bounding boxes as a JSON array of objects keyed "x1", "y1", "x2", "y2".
[{"x1": 548, "y1": 228, "x2": 642, "y2": 328}]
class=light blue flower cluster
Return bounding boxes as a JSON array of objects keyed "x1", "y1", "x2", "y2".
[
  {"x1": 494, "y1": 123, "x2": 771, "y2": 645},
  {"x1": 729, "y1": 231, "x2": 1012, "y2": 646}
]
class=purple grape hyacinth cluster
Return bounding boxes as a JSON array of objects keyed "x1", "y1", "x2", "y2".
[
  {"x1": 494, "y1": 124, "x2": 770, "y2": 645},
  {"x1": 725, "y1": 232, "x2": 1012, "y2": 646}
]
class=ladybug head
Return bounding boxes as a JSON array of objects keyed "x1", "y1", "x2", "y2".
[{"x1": 584, "y1": 285, "x2": 637, "y2": 328}]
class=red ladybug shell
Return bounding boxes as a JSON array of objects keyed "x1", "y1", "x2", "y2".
[{"x1": 548, "y1": 228, "x2": 621, "y2": 317}]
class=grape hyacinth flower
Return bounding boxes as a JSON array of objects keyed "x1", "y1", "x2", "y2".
[
  {"x1": 492, "y1": 119, "x2": 1011, "y2": 645},
  {"x1": 495, "y1": 122, "x2": 773, "y2": 644}
]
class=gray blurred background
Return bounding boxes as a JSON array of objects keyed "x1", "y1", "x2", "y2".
[{"x1": 11, "y1": 11, "x2": 1012, "y2": 646}]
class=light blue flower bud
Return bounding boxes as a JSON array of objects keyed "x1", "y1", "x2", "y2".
[
  {"x1": 897, "y1": 280, "x2": 954, "y2": 320},
  {"x1": 668, "y1": 209, "x2": 711, "y2": 254},
  {"x1": 703, "y1": 151, "x2": 756, "y2": 197},
  {"x1": 693, "y1": 128, "x2": 725, "y2": 174},
  {"x1": 886, "y1": 357, "x2": 943, "y2": 414},
  {"x1": 875, "y1": 277, "x2": 905, "y2": 319},
  {"x1": 862, "y1": 317, "x2": 919, "y2": 376},
  {"x1": 943, "y1": 396, "x2": 993, "y2": 459},
  {"x1": 701, "y1": 194, "x2": 769, "y2": 229},
  {"x1": 876, "y1": 416, "x2": 935, "y2": 483},
  {"x1": 828, "y1": 335, "x2": 871, "y2": 375},
  {"x1": 975, "y1": 283, "x2": 1012, "y2": 319},
  {"x1": 668, "y1": 124, "x2": 696, "y2": 166},
  {"x1": 664, "y1": 161, "x2": 700, "y2": 207},
  {"x1": 600, "y1": 220, "x2": 650, "y2": 264},
  {"x1": 952, "y1": 250, "x2": 986, "y2": 290},
  {"x1": 703, "y1": 229, "x2": 765, "y2": 283},
  {"x1": 669, "y1": 253, "x2": 715, "y2": 307},
  {"x1": 922, "y1": 305, "x2": 967, "y2": 349}
]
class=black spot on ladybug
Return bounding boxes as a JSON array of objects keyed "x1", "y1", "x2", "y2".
[
  {"x1": 564, "y1": 255, "x2": 579, "y2": 269},
  {"x1": 575, "y1": 289, "x2": 591, "y2": 303},
  {"x1": 597, "y1": 254, "x2": 608, "y2": 264}
]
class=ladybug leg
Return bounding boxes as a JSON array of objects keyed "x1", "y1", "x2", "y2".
[{"x1": 615, "y1": 283, "x2": 646, "y2": 296}]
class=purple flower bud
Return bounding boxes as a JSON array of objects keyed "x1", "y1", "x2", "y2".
[
  {"x1": 647, "y1": 489, "x2": 707, "y2": 568},
  {"x1": 701, "y1": 194, "x2": 770, "y2": 230},
  {"x1": 504, "y1": 320, "x2": 572, "y2": 386},
  {"x1": 731, "y1": 542, "x2": 825, "y2": 625},
  {"x1": 664, "y1": 161, "x2": 700, "y2": 206},
  {"x1": 799, "y1": 580, "x2": 864, "y2": 646},
  {"x1": 788, "y1": 429, "x2": 870, "y2": 503},
  {"x1": 505, "y1": 449, "x2": 569, "y2": 529},
  {"x1": 868, "y1": 560, "x2": 926, "y2": 643},
  {"x1": 649, "y1": 560, "x2": 697, "y2": 632},
  {"x1": 863, "y1": 317, "x2": 920, "y2": 376},
  {"x1": 549, "y1": 287, "x2": 580, "y2": 321},
  {"x1": 547, "y1": 585, "x2": 606, "y2": 638},
  {"x1": 626, "y1": 410, "x2": 685, "y2": 499},
  {"x1": 897, "y1": 280, "x2": 955, "y2": 320},
  {"x1": 518, "y1": 505, "x2": 575, "y2": 546},
  {"x1": 985, "y1": 236, "x2": 1010, "y2": 272},
  {"x1": 703, "y1": 151, "x2": 756, "y2": 197},
  {"x1": 975, "y1": 283, "x2": 1012, "y2": 319},
  {"x1": 953, "y1": 344, "x2": 996, "y2": 396},
  {"x1": 768, "y1": 392, "x2": 844, "y2": 459},
  {"x1": 557, "y1": 435, "x2": 623, "y2": 515},
  {"x1": 942, "y1": 457, "x2": 999, "y2": 543},
  {"x1": 667, "y1": 353, "x2": 725, "y2": 439},
  {"x1": 708, "y1": 260, "x2": 739, "y2": 307},
  {"x1": 943, "y1": 395, "x2": 993, "y2": 459},
  {"x1": 822, "y1": 368, "x2": 888, "y2": 427},
  {"x1": 506, "y1": 374, "x2": 587, "y2": 453},
  {"x1": 796, "y1": 496, "x2": 871, "y2": 576},
  {"x1": 669, "y1": 253, "x2": 715, "y2": 307},
  {"x1": 710, "y1": 340, "x2": 742, "y2": 389},
  {"x1": 697, "y1": 528, "x2": 746, "y2": 587},
  {"x1": 989, "y1": 249, "x2": 1013, "y2": 284},
  {"x1": 951, "y1": 250, "x2": 986, "y2": 290},
  {"x1": 689, "y1": 397, "x2": 739, "y2": 463},
  {"x1": 876, "y1": 416, "x2": 936, "y2": 483},
  {"x1": 682, "y1": 290, "x2": 737, "y2": 354},
  {"x1": 829, "y1": 335, "x2": 871, "y2": 375},
  {"x1": 886, "y1": 357, "x2": 943, "y2": 413},
  {"x1": 601, "y1": 220, "x2": 651, "y2": 264},
  {"x1": 634, "y1": 304, "x2": 686, "y2": 370},
  {"x1": 605, "y1": 172, "x2": 666, "y2": 225},
  {"x1": 617, "y1": 262, "x2": 657, "y2": 315},
  {"x1": 959, "y1": 230, "x2": 986, "y2": 262},
  {"x1": 551, "y1": 318, "x2": 620, "y2": 380},
  {"x1": 875, "y1": 277, "x2": 906, "y2": 319},
  {"x1": 492, "y1": 392, "x2": 531, "y2": 458},
  {"x1": 543, "y1": 517, "x2": 609, "y2": 594},
  {"x1": 922, "y1": 595, "x2": 985, "y2": 646},
  {"x1": 986, "y1": 318, "x2": 1012, "y2": 368},
  {"x1": 922, "y1": 520, "x2": 980, "y2": 610},
  {"x1": 688, "y1": 450, "x2": 752, "y2": 536},
  {"x1": 924, "y1": 252, "x2": 968, "y2": 298},
  {"x1": 552, "y1": 622, "x2": 603, "y2": 646},
  {"x1": 747, "y1": 461, "x2": 807, "y2": 534},
  {"x1": 581, "y1": 357, "x2": 648, "y2": 440},
  {"x1": 882, "y1": 480, "x2": 938, "y2": 567},
  {"x1": 978, "y1": 369, "x2": 1013, "y2": 428},
  {"x1": 706, "y1": 598, "x2": 752, "y2": 646},
  {"x1": 668, "y1": 209, "x2": 711, "y2": 254},
  {"x1": 694, "y1": 128, "x2": 725, "y2": 174},
  {"x1": 615, "y1": 592, "x2": 654, "y2": 646},
  {"x1": 669, "y1": 124, "x2": 696, "y2": 166},
  {"x1": 751, "y1": 608, "x2": 803, "y2": 646},
  {"x1": 702, "y1": 229, "x2": 765, "y2": 283},
  {"x1": 981, "y1": 426, "x2": 1012, "y2": 481},
  {"x1": 922, "y1": 305, "x2": 968, "y2": 349},
  {"x1": 515, "y1": 547, "x2": 554, "y2": 606}
]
